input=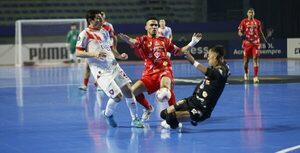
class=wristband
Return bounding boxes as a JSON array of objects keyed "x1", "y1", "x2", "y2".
[
  {"x1": 193, "y1": 61, "x2": 199, "y2": 68},
  {"x1": 188, "y1": 41, "x2": 197, "y2": 47}
]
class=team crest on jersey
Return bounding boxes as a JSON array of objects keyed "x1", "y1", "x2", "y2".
[
  {"x1": 154, "y1": 52, "x2": 161, "y2": 58},
  {"x1": 109, "y1": 89, "x2": 114, "y2": 95}
]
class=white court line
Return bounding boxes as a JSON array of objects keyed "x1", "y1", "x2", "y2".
[
  {"x1": 0, "y1": 83, "x2": 80, "y2": 88},
  {"x1": 276, "y1": 145, "x2": 300, "y2": 153}
]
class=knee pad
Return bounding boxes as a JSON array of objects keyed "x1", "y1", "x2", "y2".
[
  {"x1": 166, "y1": 112, "x2": 179, "y2": 129},
  {"x1": 160, "y1": 109, "x2": 167, "y2": 119}
]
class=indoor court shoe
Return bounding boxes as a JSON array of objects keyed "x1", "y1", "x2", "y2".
[
  {"x1": 102, "y1": 110, "x2": 117, "y2": 127},
  {"x1": 142, "y1": 105, "x2": 154, "y2": 121},
  {"x1": 79, "y1": 85, "x2": 88, "y2": 91},
  {"x1": 131, "y1": 118, "x2": 144, "y2": 128},
  {"x1": 253, "y1": 76, "x2": 259, "y2": 83},
  {"x1": 160, "y1": 120, "x2": 182, "y2": 129}
]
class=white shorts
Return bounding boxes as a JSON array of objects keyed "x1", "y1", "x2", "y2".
[{"x1": 89, "y1": 64, "x2": 131, "y2": 98}]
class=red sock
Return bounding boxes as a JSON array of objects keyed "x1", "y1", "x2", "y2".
[
  {"x1": 244, "y1": 65, "x2": 248, "y2": 74},
  {"x1": 254, "y1": 66, "x2": 259, "y2": 77},
  {"x1": 168, "y1": 89, "x2": 176, "y2": 106},
  {"x1": 135, "y1": 93, "x2": 151, "y2": 109},
  {"x1": 83, "y1": 78, "x2": 89, "y2": 86}
]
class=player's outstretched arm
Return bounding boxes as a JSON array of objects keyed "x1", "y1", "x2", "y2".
[
  {"x1": 111, "y1": 48, "x2": 128, "y2": 60},
  {"x1": 75, "y1": 49, "x2": 106, "y2": 59},
  {"x1": 184, "y1": 51, "x2": 207, "y2": 74},
  {"x1": 179, "y1": 33, "x2": 202, "y2": 55},
  {"x1": 118, "y1": 33, "x2": 136, "y2": 45}
]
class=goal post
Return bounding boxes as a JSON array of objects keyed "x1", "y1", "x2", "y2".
[{"x1": 15, "y1": 19, "x2": 87, "y2": 66}]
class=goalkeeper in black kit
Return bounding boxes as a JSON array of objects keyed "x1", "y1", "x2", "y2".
[{"x1": 160, "y1": 45, "x2": 230, "y2": 129}]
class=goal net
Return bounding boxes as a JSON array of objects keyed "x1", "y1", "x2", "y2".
[{"x1": 15, "y1": 19, "x2": 87, "y2": 66}]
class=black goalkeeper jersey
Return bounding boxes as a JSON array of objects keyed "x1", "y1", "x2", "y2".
[{"x1": 192, "y1": 62, "x2": 230, "y2": 115}]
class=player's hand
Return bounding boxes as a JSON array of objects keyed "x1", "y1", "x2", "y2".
[
  {"x1": 188, "y1": 33, "x2": 202, "y2": 47},
  {"x1": 192, "y1": 33, "x2": 202, "y2": 43},
  {"x1": 184, "y1": 51, "x2": 195, "y2": 64},
  {"x1": 119, "y1": 53, "x2": 128, "y2": 60}
]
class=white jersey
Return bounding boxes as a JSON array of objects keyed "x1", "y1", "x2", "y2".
[
  {"x1": 103, "y1": 21, "x2": 115, "y2": 46},
  {"x1": 76, "y1": 27, "x2": 117, "y2": 73},
  {"x1": 76, "y1": 26, "x2": 131, "y2": 98},
  {"x1": 158, "y1": 26, "x2": 172, "y2": 39}
]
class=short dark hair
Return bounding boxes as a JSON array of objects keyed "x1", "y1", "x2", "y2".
[
  {"x1": 86, "y1": 10, "x2": 101, "y2": 25},
  {"x1": 248, "y1": 8, "x2": 254, "y2": 11},
  {"x1": 210, "y1": 45, "x2": 226, "y2": 60},
  {"x1": 146, "y1": 17, "x2": 158, "y2": 23}
]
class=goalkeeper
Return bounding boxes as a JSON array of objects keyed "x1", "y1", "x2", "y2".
[
  {"x1": 160, "y1": 45, "x2": 230, "y2": 129},
  {"x1": 66, "y1": 23, "x2": 79, "y2": 63}
]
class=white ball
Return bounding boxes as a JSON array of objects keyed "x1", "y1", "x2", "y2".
[{"x1": 156, "y1": 88, "x2": 171, "y2": 103}]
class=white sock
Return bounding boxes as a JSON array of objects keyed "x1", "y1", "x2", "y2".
[
  {"x1": 105, "y1": 98, "x2": 119, "y2": 117},
  {"x1": 125, "y1": 97, "x2": 138, "y2": 120},
  {"x1": 69, "y1": 54, "x2": 74, "y2": 60}
]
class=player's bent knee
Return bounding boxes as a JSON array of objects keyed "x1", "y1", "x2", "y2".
[
  {"x1": 160, "y1": 109, "x2": 167, "y2": 119},
  {"x1": 166, "y1": 112, "x2": 179, "y2": 129}
]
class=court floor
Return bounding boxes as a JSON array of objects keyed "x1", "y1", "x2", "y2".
[{"x1": 0, "y1": 59, "x2": 300, "y2": 153}]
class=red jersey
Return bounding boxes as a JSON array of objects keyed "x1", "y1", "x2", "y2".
[
  {"x1": 133, "y1": 35, "x2": 180, "y2": 76},
  {"x1": 238, "y1": 18, "x2": 262, "y2": 45}
]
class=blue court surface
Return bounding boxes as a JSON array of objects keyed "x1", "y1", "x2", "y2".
[{"x1": 1, "y1": 59, "x2": 300, "y2": 153}]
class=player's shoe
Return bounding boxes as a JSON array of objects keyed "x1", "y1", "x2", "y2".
[
  {"x1": 142, "y1": 105, "x2": 154, "y2": 122},
  {"x1": 244, "y1": 73, "x2": 249, "y2": 81},
  {"x1": 131, "y1": 118, "x2": 144, "y2": 128},
  {"x1": 160, "y1": 120, "x2": 182, "y2": 130},
  {"x1": 79, "y1": 85, "x2": 88, "y2": 91},
  {"x1": 253, "y1": 76, "x2": 259, "y2": 83},
  {"x1": 102, "y1": 110, "x2": 117, "y2": 127}
]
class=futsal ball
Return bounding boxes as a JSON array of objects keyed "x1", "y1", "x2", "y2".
[{"x1": 156, "y1": 88, "x2": 171, "y2": 103}]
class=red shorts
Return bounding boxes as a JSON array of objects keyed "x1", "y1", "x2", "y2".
[
  {"x1": 243, "y1": 42, "x2": 260, "y2": 58},
  {"x1": 140, "y1": 70, "x2": 174, "y2": 94}
]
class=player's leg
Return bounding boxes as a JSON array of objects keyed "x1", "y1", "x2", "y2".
[
  {"x1": 132, "y1": 79, "x2": 155, "y2": 122},
  {"x1": 91, "y1": 66, "x2": 121, "y2": 127},
  {"x1": 159, "y1": 75, "x2": 175, "y2": 105},
  {"x1": 114, "y1": 67, "x2": 144, "y2": 127},
  {"x1": 69, "y1": 49, "x2": 74, "y2": 63},
  {"x1": 132, "y1": 80, "x2": 150, "y2": 108},
  {"x1": 243, "y1": 44, "x2": 251, "y2": 80},
  {"x1": 70, "y1": 47, "x2": 78, "y2": 63},
  {"x1": 101, "y1": 79, "x2": 124, "y2": 127},
  {"x1": 252, "y1": 45, "x2": 260, "y2": 83},
  {"x1": 120, "y1": 84, "x2": 144, "y2": 128},
  {"x1": 103, "y1": 94, "x2": 122, "y2": 127},
  {"x1": 79, "y1": 63, "x2": 90, "y2": 91},
  {"x1": 160, "y1": 99, "x2": 189, "y2": 129}
]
